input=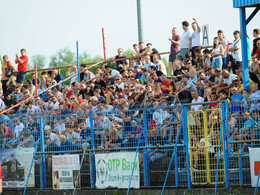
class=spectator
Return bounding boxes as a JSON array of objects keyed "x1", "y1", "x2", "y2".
[
  {"x1": 228, "y1": 30, "x2": 242, "y2": 74},
  {"x1": 66, "y1": 65, "x2": 78, "y2": 85},
  {"x1": 153, "y1": 54, "x2": 166, "y2": 75},
  {"x1": 191, "y1": 90, "x2": 204, "y2": 111},
  {"x1": 252, "y1": 28, "x2": 260, "y2": 55},
  {"x1": 142, "y1": 43, "x2": 161, "y2": 63},
  {"x1": 110, "y1": 48, "x2": 129, "y2": 71},
  {"x1": 60, "y1": 134, "x2": 74, "y2": 151},
  {"x1": 2, "y1": 55, "x2": 16, "y2": 95},
  {"x1": 15, "y1": 49, "x2": 29, "y2": 88},
  {"x1": 18, "y1": 128, "x2": 35, "y2": 148},
  {"x1": 217, "y1": 30, "x2": 229, "y2": 70},
  {"x1": 42, "y1": 89, "x2": 54, "y2": 103},
  {"x1": 26, "y1": 101, "x2": 39, "y2": 115},
  {"x1": 191, "y1": 18, "x2": 201, "y2": 59},
  {"x1": 177, "y1": 75, "x2": 197, "y2": 102},
  {"x1": 211, "y1": 37, "x2": 224, "y2": 70},
  {"x1": 173, "y1": 60, "x2": 187, "y2": 82},
  {"x1": 139, "y1": 41, "x2": 146, "y2": 53},
  {"x1": 104, "y1": 65, "x2": 120, "y2": 78},
  {"x1": 177, "y1": 21, "x2": 192, "y2": 61},
  {"x1": 168, "y1": 27, "x2": 181, "y2": 75},
  {"x1": 143, "y1": 55, "x2": 154, "y2": 70}
]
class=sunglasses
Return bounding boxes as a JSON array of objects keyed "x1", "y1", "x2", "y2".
[{"x1": 71, "y1": 98, "x2": 75, "y2": 100}]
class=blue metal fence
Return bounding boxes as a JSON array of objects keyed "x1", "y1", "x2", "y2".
[{"x1": 0, "y1": 100, "x2": 260, "y2": 191}]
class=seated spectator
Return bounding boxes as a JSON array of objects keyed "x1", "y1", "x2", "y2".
[
  {"x1": 176, "y1": 75, "x2": 197, "y2": 102},
  {"x1": 27, "y1": 117, "x2": 40, "y2": 140},
  {"x1": 153, "y1": 54, "x2": 166, "y2": 75},
  {"x1": 230, "y1": 86, "x2": 243, "y2": 115},
  {"x1": 66, "y1": 65, "x2": 79, "y2": 85},
  {"x1": 191, "y1": 90, "x2": 204, "y2": 111},
  {"x1": 58, "y1": 103, "x2": 73, "y2": 116},
  {"x1": 105, "y1": 65, "x2": 120, "y2": 78},
  {"x1": 107, "y1": 128, "x2": 122, "y2": 148},
  {"x1": 143, "y1": 55, "x2": 154, "y2": 70},
  {"x1": 1, "y1": 123, "x2": 14, "y2": 149},
  {"x1": 142, "y1": 43, "x2": 160, "y2": 62},
  {"x1": 26, "y1": 101, "x2": 39, "y2": 115},
  {"x1": 45, "y1": 125, "x2": 61, "y2": 148},
  {"x1": 173, "y1": 60, "x2": 186, "y2": 82},
  {"x1": 160, "y1": 74, "x2": 170, "y2": 94},
  {"x1": 249, "y1": 83, "x2": 260, "y2": 111},
  {"x1": 95, "y1": 74, "x2": 106, "y2": 89},
  {"x1": 18, "y1": 128, "x2": 35, "y2": 148},
  {"x1": 42, "y1": 89, "x2": 54, "y2": 103}
]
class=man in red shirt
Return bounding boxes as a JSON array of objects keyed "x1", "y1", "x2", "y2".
[
  {"x1": 161, "y1": 74, "x2": 170, "y2": 94},
  {"x1": 15, "y1": 48, "x2": 28, "y2": 87}
]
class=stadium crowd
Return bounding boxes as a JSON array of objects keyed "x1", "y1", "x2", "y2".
[{"x1": 1, "y1": 20, "x2": 260, "y2": 170}]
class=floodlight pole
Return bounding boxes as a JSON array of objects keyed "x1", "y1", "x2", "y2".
[{"x1": 137, "y1": 0, "x2": 143, "y2": 43}]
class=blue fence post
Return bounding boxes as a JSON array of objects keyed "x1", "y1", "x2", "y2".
[
  {"x1": 89, "y1": 113, "x2": 95, "y2": 188},
  {"x1": 239, "y1": 144, "x2": 244, "y2": 186},
  {"x1": 223, "y1": 101, "x2": 229, "y2": 188},
  {"x1": 143, "y1": 109, "x2": 150, "y2": 187},
  {"x1": 174, "y1": 142, "x2": 179, "y2": 187},
  {"x1": 39, "y1": 117, "x2": 46, "y2": 189},
  {"x1": 183, "y1": 106, "x2": 191, "y2": 189}
]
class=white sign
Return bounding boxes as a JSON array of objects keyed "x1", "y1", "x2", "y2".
[
  {"x1": 95, "y1": 152, "x2": 140, "y2": 189},
  {"x1": 202, "y1": 24, "x2": 210, "y2": 47},
  {"x1": 249, "y1": 147, "x2": 260, "y2": 187},
  {"x1": 0, "y1": 147, "x2": 35, "y2": 188},
  {"x1": 52, "y1": 154, "x2": 80, "y2": 189}
]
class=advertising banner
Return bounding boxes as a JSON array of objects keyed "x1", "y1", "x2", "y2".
[
  {"x1": 95, "y1": 152, "x2": 139, "y2": 189},
  {"x1": 0, "y1": 147, "x2": 35, "y2": 188},
  {"x1": 52, "y1": 154, "x2": 80, "y2": 189},
  {"x1": 249, "y1": 147, "x2": 260, "y2": 187}
]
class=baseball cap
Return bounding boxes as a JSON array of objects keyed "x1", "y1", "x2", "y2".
[
  {"x1": 44, "y1": 125, "x2": 51, "y2": 131},
  {"x1": 233, "y1": 30, "x2": 240, "y2": 34}
]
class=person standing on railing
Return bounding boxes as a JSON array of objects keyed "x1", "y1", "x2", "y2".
[
  {"x1": 168, "y1": 27, "x2": 181, "y2": 76},
  {"x1": 191, "y1": 18, "x2": 201, "y2": 59},
  {"x1": 2, "y1": 55, "x2": 16, "y2": 96},
  {"x1": 15, "y1": 49, "x2": 28, "y2": 88},
  {"x1": 177, "y1": 21, "x2": 192, "y2": 62}
]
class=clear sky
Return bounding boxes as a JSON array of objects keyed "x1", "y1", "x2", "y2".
[{"x1": 1, "y1": 0, "x2": 260, "y2": 69}]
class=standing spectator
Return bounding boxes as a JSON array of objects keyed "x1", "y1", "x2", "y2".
[
  {"x1": 177, "y1": 21, "x2": 192, "y2": 62},
  {"x1": 15, "y1": 49, "x2": 28, "y2": 88},
  {"x1": 252, "y1": 29, "x2": 260, "y2": 55},
  {"x1": 211, "y1": 37, "x2": 224, "y2": 70},
  {"x1": 2, "y1": 55, "x2": 16, "y2": 95},
  {"x1": 191, "y1": 18, "x2": 201, "y2": 59},
  {"x1": 168, "y1": 27, "x2": 181, "y2": 75},
  {"x1": 255, "y1": 40, "x2": 260, "y2": 60},
  {"x1": 217, "y1": 30, "x2": 229, "y2": 70},
  {"x1": 228, "y1": 30, "x2": 242, "y2": 74}
]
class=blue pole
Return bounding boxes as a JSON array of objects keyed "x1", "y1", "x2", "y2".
[
  {"x1": 223, "y1": 101, "x2": 229, "y2": 188},
  {"x1": 239, "y1": 144, "x2": 244, "y2": 185},
  {"x1": 254, "y1": 170, "x2": 260, "y2": 195},
  {"x1": 39, "y1": 117, "x2": 46, "y2": 189},
  {"x1": 239, "y1": 7, "x2": 250, "y2": 91},
  {"x1": 76, "y1": 41, "x2": 80, "y2": 83},
  {"x1": 73, "y1": 136, "x2": 91, "y2": 195},
  {"x1": 89, "y1": 113, "x2": 95, "y2": 188},
  {"x1": 127, "y1": 131, "x2": 144, "y2": 195},
  {"x1": 143, "y1": 109, "x2": 150, "y2": 187},
  {"x1": 214, "y1": 119, "x2": 224, "y2": 195},
  {"x1": 183, "y1": 106, "x2": 191, "y2": 189},
  {"x1": 161, "y1": 124, "x2": 183, "y2": 195},
  {"x1": 23, "y1": 139, "x2": 40, "y2": 195}
]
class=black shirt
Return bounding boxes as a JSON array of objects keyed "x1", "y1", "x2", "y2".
[
  {"x1": 173, "y1": 66, "x2": 187, "y2": 81},
  {"x1": 150, "y1": 48, "x2": 161, "y2": 62},
  {"x1": 95, "y1": 80, "x2": 107, "y2": 89},
  {"x1": 253, "y1": 37, "x2": 260, "y2": 54}
]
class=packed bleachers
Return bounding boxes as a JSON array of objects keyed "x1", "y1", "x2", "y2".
[{"x1": 1, "y1": 21, "x2": 260, "y2": 189}]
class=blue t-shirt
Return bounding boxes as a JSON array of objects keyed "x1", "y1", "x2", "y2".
[
  {"x1": 231, "y1": 93, "x2": 243, "y2": 113},
  {"x1": 32, "y1": 78, "x2": 40, "y2": 86},
  {"x1": 42, "y1": 93, "x2": 54, "y2": 102},
  {"x1": 244, "y1": 118, "x2": 256, "y2": 129}
]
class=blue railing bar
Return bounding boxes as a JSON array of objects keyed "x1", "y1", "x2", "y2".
[
  {"x1": 161, "y1": 123, "x2": 183, "y2": 195},
  {"x1": 127, "y1": 131, "x2": 144, "y2": 195},
  {"x1": 38, "y1": 73, "x2": 77, "y2": 95},
  {"x1": 23, "y1": 139, "x2": 40, "y2": 195},
  {"x1": 223, "y1": 101, "x2": 229, "y2": 188},
  {"x1": 73, "y1": 136, "x2": 91, "y2": 195},
  {"x1": 239, "y1": 144, "x2": 243, "y2": 186},
  {"x1": 215, "y1": 119, "x2": 224, "y2": 195},
  {"x1": 254, "y1": 170, "x2": 260, "y2": 195}
]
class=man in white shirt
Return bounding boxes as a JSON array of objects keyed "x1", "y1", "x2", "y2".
[
  {"x1": 191, "y1": 90, "x2": 204, "y2": 111},
  {"x1": 115, "y1": 76, "x2": 125, "y2": 90},
  {"x1": 14, "y1": 119, "x2": 25, "y2": 138},
  {"x1": 45, "y1": 125, "x2": 61, "y2": 147},
  {"x1": 47, "y1": 96, "x2": 59, "y2": 112},
  {"x1": 153, "y1": 54, "x2": 167, "y2": 75},
  {"x1": 191, "y1": 18, "x2": 201, "y2": 59},
  {"x1": 177, "y1": 21, "x2": 192, "y2": 62},
  {"x1": 26, "y1": 101, "x2": 39, "y2": 116},
  {"x1": 215, "y1": 70, "x2": 237, "y2": 94},
  {"x1": 228, "y1": 30, "x2": 242, "y2": 74}
]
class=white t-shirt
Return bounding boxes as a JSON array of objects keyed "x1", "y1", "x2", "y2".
[
  {"x1": 191, "y1": 96, "x2": 204, "y2": 111},
  {"x1": 154, "y1": 60, "x2": 167, "y2": 75},
  {"x1": 230, "y1": 39, "x2": 242, "y2": 62},
  {"x1": 221, "y1": 39, "x2": 228, "y2": 57},
  {"x1": 116, "y1": 82, "x2": 125, "y2": 90},
  {"x1": 223, "y1": 74, "x2": 237, "y2": 85},
  {"x1": 49, "y1": 101, "x2": 59, "y2": 110},
  {"x1": 56, "y1": 123, "x2": 66, "y2": 134},
  {"x1": 27, "y1": 105, "x2": 39, "y2": 115},
  {"x1": 0, "y1": 99, "x2": 6, "y2": 111},
  {"x1": 191, "y1": 30, "x2": 201, "y2": 47},
  {"x1": 180, "y1": 29, "x2": 192, "y2": 49},
  {"x1": 50, "y1": 132, "x2": 61, "y2": 146},
  {"x1": 14, "y1": 123, "x2": 25, "y2": 138},
  {"x1": 111, "y1": 69, "x2": 120, "y2": 78},
  {"x1": 212, "y1": 45, "x2": 222, "y2": 60}
]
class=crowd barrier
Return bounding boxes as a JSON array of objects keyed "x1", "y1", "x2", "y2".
[{"x1": 0, "y1": 100, "x2": 260, "y2": 192}]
